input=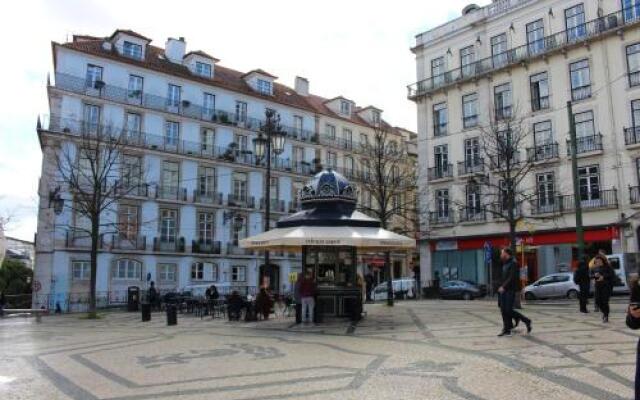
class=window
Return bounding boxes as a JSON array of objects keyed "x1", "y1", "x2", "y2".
[
  {"x1": 293, "y1": 115, "x2": 304, "y2": 134},
  {"x1": 372, "y1": 111, "x2": 381, "y2": 125},
  {"x1": 530, "y1": 72, "x2": 550, "y2": 111},
  {"x1": 113, "y1": 259, "x2": 142, "y2": 280},
  {"x1": 435, "y1": 189, "x2": 449, "y2": 218},
  {"x1": 232, "y1": 172, "x2": 247, "y2": 202},
  {"x1": 344, "y1": 156, "x2": 355, "y2": 176},
  {"x1": 201, "y1": 128, "x2": 215, "y2": 153},
  {"x1": 195, "y1": 61, "x2": 212, "y2": 78},
  {"x1": 494, "y1": 83, "x2": 512, "y2": 119},
  {"x1": 632, "y1": 100, "x2": 640, "y2": 130},
  {"x1": 167, "y1": 84, "x2": 181, "y2": 107},
  {"x1": 340, "y1": 100, "x2": 351, "y2": 115},
  {"x1": 536, "y1": 172, "x2": 555, "y2": 209},
  {"x1": 343, "y1": 128, "x2": 353, "y2": 148},
  {"x1": 127, "y1": 75, "x2": 143, "y2": 101},
  {"x1": 162, "y1": 161, "x2": 180, "y2": 192},
  {"x1": 203, "y1": 93, "x2": 216, "y2": 118},
  {"x1": 121, "y1": 154, "x2": 142, "y2": 190},
  {"x1": 578, "y1": 165, "x2": 600, "y2": 201},
  {"x1": 270, "y1": 177, "x2": 279, "y2": 202},
  {"x1": 431, "y1": 56, "x2": 445, "y2": 85},
  {"x1": 234, "y1": 133, "x2": 248, "y2": 152},
  {"x1": 72, "y1": 261, "x2": 90, "y2": 280},
  {"x1": 433, "y1": 102, "x2": 447, "y2": 136},
  {"x1": 198, "y1": 166, "x2": 216, "y2": 196},
  {"x1": 533, "y1": 120, "x2": 555, "y2": 160},
  {"x1": 460, "y1": 45, "x2": 476, "y2": 77},
  {"x1": 235, "y1": 101, "x2": 248, "y2": 123},
  {"x1": 359, "y1": 133, "x2": 369, "y2": 148},
  {"x1": 491, "y1": 33, "x2": 508, "y2": 67},
  {"x1": 158, "y1": 263, "x2": 176, "y2": 281},
  {"x1": 565, "y1": 4, "x2": 586, "y2": 42},
  {"x1": 464, "y1": 138, "x2": 480, "y2": 166},
  {"x1": 257, "y1": 79, "x2": 272, "y2": 95},
  {"x1": 85, "y1": 64, "x2": 103, "y2": 88},
  {"x1": 434, "y1": 144, "x2": 449, "y2": 173},
  {"x1": 292, "y1": 146, "x2": 304, "y2": 164},
  {"x1": 191, "y1": 262, "x2": 204, "y2": 280},
  {"x1": 123, "y1": 41, "x2": 143, "y2": 59},
  {"x1": 231, "y1": 216, "x2": 247, "y2": 244},
  {"x1": 118, "y1": 204, "x2": 139, "y2": 240},
  {"x1": 570, "y1": 59, "x2": 591, "y2": 101},
  {"x1": 159, "y1": 209, "x2": 178, "y2": 243},
  {"x1": 466, "y1": 184, "x2": 482, "y2": 214},
  {"x1": 231, "y1": 266, "x2": 247, "y2": 282},
  {"x1": 125, "y1": 112, "x2": 142, "y2": 138},
  {"x1": 628, "y1": 43, "x2": 640, "y2": 87},
  {"x1": 82, "y1": 104, "x2": 101, "y2": 136},
  {"x1": 526, "y1": 19, "x2": 545, "y2": 54},
  {"x1": 327, "y1": 151, "x2": 337, "y2": 168},
  {"x1": 325, "y1": 124, "x2": 336, "y2": 140},
  {"x1": 165, "y1": 121, "x2": 180, "y2": 146},
  {"x1": 624, "y1": 0, "x2": 640, "y2": 22},
  {"x1": 574, "y1": 110, "x2": 595, "y2": 138},
  {"x1": 462, "y1": 93, "x2": 478, "y2": 128}
]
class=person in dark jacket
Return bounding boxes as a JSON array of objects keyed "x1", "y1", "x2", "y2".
[
  {"x1": 573, "y1": 259, "x2": 591, "y2": 313},
  {"x1": 299, "y1": 270, "x2": 317, "y2": 323},
  {"x1": 148, "y1": 281, "x2": 158, "y2": 311},
  {"x1": 255, "y1": 288, "x2": 273, "y2": 320},
  {"x1": 592, "y1": 254, "x2": 614, "y2": 322},
  {"x1": 626, "y1": 274, "x2": 640, "y2": 400},
  {"x1": 497, "y1": 247, "x2": 532, "y2": 337},
  {"x1": 227, "y1": 291, "x2": 244, "y2": 321}
]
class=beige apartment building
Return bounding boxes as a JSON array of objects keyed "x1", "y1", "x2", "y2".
[{"x1": 410, "y1": 0, "x2": 640, "y2": 288}]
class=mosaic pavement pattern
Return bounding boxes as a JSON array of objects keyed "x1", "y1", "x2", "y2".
[{"x1": 0, "y1": 299, "x2": 637, "y2": 399}]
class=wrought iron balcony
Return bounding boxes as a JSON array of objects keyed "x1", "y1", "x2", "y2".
[
  {"x1": 530, "y1": 194, "x2": 563, "y2": 215},
  {"x1": 155, "y1": 185, "x2": 187, "y2": 201},
  {"x1": 153, "y1": 237, "x2": 185, "y2": 253},
  {"x1": 631, "y1": 186, "x2": 640, "y2": 204},
  {"x1": 65, "y1": 229, "x2": 104, "y2": 249},
  {"x1": 428, "y1": 211, "x2": 454, "y2": 226},
  {"x1": 624, "y1": 126, "x2": 640, "y2": 146},
  {"x1": 427, "y1": 164, "x2": 453, "y2": 180},
  {"x1": 193, "y1": 190, "x2": 223, "y2": 205},
  {"x1": 226, "y1": 242, "x2": 253, "y2": 256},
  {"x1": 52, "y1": 72, "x2": 316, "y2": 143},
  {"x1": 487, "y1": 153, "x2": 521, "y2": 170},
  {"x1": 566, "y1": 134, "x2": 603, "y2": 155},
  {"x1": 191, "y1": 239, "x2": 221, "y2": 255},
  {"x1": 408, "y1": 9, "x2": 637, "y2": 99},
  {"x1": 457, "y1": 159, "x2": 484, "y2": 176},
  {"x1": 261, "y1": 198, "x2": 286, "y2": 213},
  {"x1": 558, "y1": 189, "x2": 618, "y2": 212},
  {"x1": 526, "y1": 143, "x2": 559, "y2": 162},
  {"x1": 115, "y1": 181, "x2": 150, "y2": 197},
  {"x1": 227, "y1": 194, "x2": 255, "y2": 209},
  {"x1": 111, "y1": 234, "x2": 146, "y2": 251},
  {"x1": 459, "y1": 207, "x2": 486, "y2": 223}
]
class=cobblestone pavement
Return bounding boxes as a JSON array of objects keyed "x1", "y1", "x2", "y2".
[{"x1": 0, "y1": 299, "x2": 637, "y2": 399}]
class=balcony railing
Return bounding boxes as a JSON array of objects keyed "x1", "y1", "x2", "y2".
[
  {"x1": 115, "y1": 182, "x2": 150, "y2": 198},
  {"x1": 261, "y1": 198, "x2": 286, "y2": 213},
  {"x1": 156, "y1": 185, "x2": 187, "y2": 201},
  {"x1": 227, "y1": 242, "x2": 253, "y2": 256},
  {"x1": 631, "y1": 186, "x2": 640, "y2": 204},
  {"x1": 53, "y1": 72, "x2": 317, "y2": 143},
  {"x1": 428, "y1": 211, "x2": 454, "y2": 226},
  {"x1": 527, "y1": 143, "x2": 559, "y2": 162},
  {"x1": 193, "y1": 190, "x2": 223, "y2": 205},
  {"x1": 559, "y1": 189, "x2": 618, "y2": 212},
  {"x1": 111, "y1": 234, "x2": 146, "y2": 251},
  {"x1": 427, "y1": 164, "x2": 453, "y2": 180},
  {"x1": 488, "y1": 153, "x2": 521, "y2": 170},
  {"x1": 153, "y1": 237, "x2": 185, "y2": 253},
  {"x1": 530, "y1": 196, "x2": 563, "y2": 215},
  {"x1": 65, "y1": 230, "x2": 104, "y2": 249},
  {"x1": 566, "y1": 134, "x2": 603, "y2": 155},
  {"x1": 457, "y1": 159, "x2": 484, "y2": 176},
  {"x1": 624, "y1": 126, "x2": 640, "y2": 146},
  {"x1": 191, "y1": 239, "x2": 221, "y2": 255},
  {"x1": 630, "y1": 71, "x2": 640, "y2": 87},
  {"x1": 408, "y1": 9, "x2": 637, "y2": 99},
  {"x1": 459, "y1": 207, "x2": 486, "y2": 222},
  {"x1": 571, "y1": 85, "x2": 592, "y2": 101},
  {"x1": 227, "y1": 195, "x2": 255, "y2": 209}
]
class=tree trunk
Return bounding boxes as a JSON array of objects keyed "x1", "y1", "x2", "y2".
[
  {"x1": 385, "y1": 251, "x2": 394, "y2": 306},
  {"x1": 89, "y1": 214, "x2": 100, "y2": 318}
]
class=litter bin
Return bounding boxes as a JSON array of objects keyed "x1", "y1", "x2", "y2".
[
  {"x1": 127, "y1": 286, "x2": 140, "y2": 312},
  {"x1": 141, "y1": 303, "x2": 151, "y2": 322},
  {"x1": 295, "y1": 303, "x2": 302, "y2": 324},
  {"x1": 166, "y1": 304, "x2": 177, "y2": 326}
]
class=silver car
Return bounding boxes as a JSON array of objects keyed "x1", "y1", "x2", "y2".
[{"x1": 523, "y1": 272, "x2": 580, "y2": 300}]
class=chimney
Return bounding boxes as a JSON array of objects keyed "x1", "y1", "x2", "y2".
[
  {"x1": 294, "y1": 76, "x2": 309, "y2": 97},
  {"x1": 165, "y1": 37, "x2": 186, "y2": 64}
]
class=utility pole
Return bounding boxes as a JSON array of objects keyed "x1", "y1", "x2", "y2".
[{"x1": 567, "y1": 101, "x2": 585, "y2": 262}]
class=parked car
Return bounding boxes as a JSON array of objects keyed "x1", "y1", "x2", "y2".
[
  {"x1": 372, "y1": 278, "x2": 417, "y2": 301},
  {"x1": 523, "y1": 272, "x2": 580, "y2": 300},
  {"x1": 439, "y1": 280, "x2": 483, "y2": 300},
  {"x1": 606, "y1": 253, "x2": 638, "y2": 294}
]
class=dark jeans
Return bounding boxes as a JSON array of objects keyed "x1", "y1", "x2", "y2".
[
  {"x1": 595, "y1": 286, "x2": 611, "y2": 318},
  {"x1": 499, "y1": 291, "x2": 530, "y2": 332},
  {"x1": 636, "y1": 339, "x2": 640, "y2": 400},
  {"x1": 579, "y1": 285, "x2": 589, "y2": 312}
]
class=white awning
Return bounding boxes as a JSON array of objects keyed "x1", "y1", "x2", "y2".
[{"x1": 239, "y1": 226, "x2": 415, "y2": 251}]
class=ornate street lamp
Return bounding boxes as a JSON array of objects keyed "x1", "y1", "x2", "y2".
[
  {"x1": 48, "y1": 187, "x2": 64, "y2": 215},
  {"x1": 253, "y1": 109, "x2": 286, "y2": 290}
]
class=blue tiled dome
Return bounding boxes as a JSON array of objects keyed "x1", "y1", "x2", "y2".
[{"x1": 300, "y1": 169, "x2": 356, "y2": 205}]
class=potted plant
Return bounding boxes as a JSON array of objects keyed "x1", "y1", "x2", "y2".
[
  {"x1": 181, "y1": 100, "x2": 191, "y2": 108},
  {"x1": 219, "y1": 113, "x2": 230, "y2": 124}
]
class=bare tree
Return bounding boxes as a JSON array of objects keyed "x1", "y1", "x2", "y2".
[
  {"x1": 53, "y1": 123, "x2": 146, "y2": 318},
  {"x1": 356, "y1": 124, "x2": 417, "y2": 305}
]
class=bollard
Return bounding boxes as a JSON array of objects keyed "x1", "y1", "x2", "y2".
[
  {"x1": 141, "y1": 303, "x2": 151, "y2": 322},
  {"x1": 166, "y1": 304, "x2": 177, "y2": 326}
]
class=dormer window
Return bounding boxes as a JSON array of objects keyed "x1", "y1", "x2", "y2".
[
  {"x1": 257, "y1": 79, "x2": 273, "y2": 96},
  {"x1": 340, "y1": 100, "x2": 351, "y2": 115},
  {"x1": 195, "y1": 61, "x2": 212, "y2": 78},
  {"x1": 123, "y1": 41, "x2": 143, "y2": 60},
  {"x1": 372, "y1": 111, "x2": 381, "y2": 124}
]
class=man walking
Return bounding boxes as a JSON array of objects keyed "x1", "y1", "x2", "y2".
[
  {"x1": 574, "y1": 259, "x2": 590, "y2": 314},
  {"x1": 498, "y1": 248, "x2": 532, "y2": 337}
]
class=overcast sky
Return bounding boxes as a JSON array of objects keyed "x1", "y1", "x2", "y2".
[{"x1": 0, "y1": 0, "x2": 489, "y2": 241}]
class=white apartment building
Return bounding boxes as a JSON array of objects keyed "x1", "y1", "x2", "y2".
[
  {"x1": 411, "y1": 0, "x2": 640, "y2": 287},
  {"x1": 34, "y1": 29, "x2": 415, "y2": 310}
]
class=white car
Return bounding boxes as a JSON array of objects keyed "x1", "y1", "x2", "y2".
[
  {"x1": 523, "y1": 272, "x2": 580, "y2": 300},
  {"x1": 372, "y1": 278, "x2": 417, "y2": 301}
]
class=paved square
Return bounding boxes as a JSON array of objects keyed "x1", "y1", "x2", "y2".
[{"x1": 0, "y1": 300, "x2": 637, "y2": 399}]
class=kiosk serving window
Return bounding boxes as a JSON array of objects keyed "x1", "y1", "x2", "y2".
[{"x1": 304, "y1": 247, "x2": 356, "y2": 287}]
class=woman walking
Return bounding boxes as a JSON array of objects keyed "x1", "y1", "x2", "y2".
[{"x1": 592, "y1": 254, "x2": 614, "y2": 323}]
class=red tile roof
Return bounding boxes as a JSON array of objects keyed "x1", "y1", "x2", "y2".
[
  {"x1": 54, "y1": 31, "x2": 412, "y2": 134},
  {"x1": 184, "y1": 50, "x2": 220, "y2": 62},
  {"x1": 241, "y1": 69, "x2": 278, "y2": 79},
  {"x1": 109, "y1": 29, "x2": 151, "y2": 42}
]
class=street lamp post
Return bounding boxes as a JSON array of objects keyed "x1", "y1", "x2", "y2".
[{"x1": 253, "y1": 110, "x2": 286, "y2": 290}]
